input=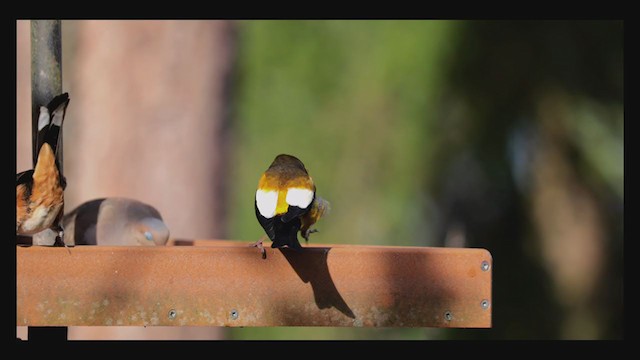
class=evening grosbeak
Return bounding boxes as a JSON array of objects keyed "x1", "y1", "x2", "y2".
[
  {"x1": 16, "y1": 93, "x2": 70, "y2": 246},
  {"x1": 62, "y1": 197, "x2": 170, "y2": 246},
  {"x1": 252, "y1": 154, "x2": 329, "y2": 258}
]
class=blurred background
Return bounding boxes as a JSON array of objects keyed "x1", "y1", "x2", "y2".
[{"x1": 16, "y1": 20, "x2": 623, "y2": 340}]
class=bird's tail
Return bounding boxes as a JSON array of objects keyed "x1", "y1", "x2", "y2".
[
  {"x1": 35, "y1": 93, "x2": 70, "y2": 166},
  {"x1": 271, "y1": 217, "x2": 303, "y2": 250}
]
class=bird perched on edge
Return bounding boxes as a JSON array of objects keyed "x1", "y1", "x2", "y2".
[
  {"x1": 16, "y1": 93, "x2": 70, "y2": 247},
  {"x1": 253, "y1": 154, "x2": 330, "y2": 259},
  {"x1": 62, "y1": 197, "x2": 170, "y2": 246}
]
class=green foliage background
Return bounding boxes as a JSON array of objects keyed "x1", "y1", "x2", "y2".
[
  {"x1": 227, "y1": 20, "x2": 457, "y2": 340},
  {"x1": 225, "y1": 20, "x2": 623, "y2": 340}
]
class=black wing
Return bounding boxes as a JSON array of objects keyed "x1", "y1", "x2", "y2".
[
  {"x1": 280, "y1": 205, "x2": 310, "y2": 223},
  {"x1": 255, "y1": 201, "x2": 276, "y2": 240},
  {"x1": 16, "y1": 169, "x2": 34, "y2": 186},
  {"x1": 17, "y1": 169, "x2": 34, "y2": 202}
]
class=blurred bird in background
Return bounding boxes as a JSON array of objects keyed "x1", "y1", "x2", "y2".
[
  {"x1": 16, "y1": 93, "x2": 70, "y2": 247},
  {"x1": 253, "y1": 154, "x2": 329, "y2": 258},
  {"x1": 62, "y1": 197, "x2": 170, "y2": 246}
]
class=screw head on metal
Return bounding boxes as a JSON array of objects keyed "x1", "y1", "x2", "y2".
[
  {"x1": 481, "y1": 260, "x2": 490, "y2": 272},
  {"x1": 230, "y1": 309, "x2": 239, "y2": 320},
  {"x1": 481, "y1": 299, "x2": 490, "y2": 310},
  {"x1": 444, "y1": 311, "x2": 453, "y2": 321},
  {"x1": 168, "y1": 309, "x2": 177, "y2": 320}
]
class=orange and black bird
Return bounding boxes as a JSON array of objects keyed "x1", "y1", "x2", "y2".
[
  {"x1": 253, "y1": 154, "x2": 329, "y2": 258},
  {"x1": 16, "y1": 93, "x2": 70, "y2": 246}
]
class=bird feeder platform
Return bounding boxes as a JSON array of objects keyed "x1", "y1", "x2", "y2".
[{"x1": 16, "y1": 240, "x2": 492, "y2": 338}]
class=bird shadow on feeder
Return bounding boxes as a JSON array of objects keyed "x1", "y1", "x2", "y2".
[{"x1": 279, "y1": 246, "x2": 356, "y2": 319}]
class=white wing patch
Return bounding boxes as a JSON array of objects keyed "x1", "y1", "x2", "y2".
[
  {"x1": 51, "y1": 103, "x2": 66, "y2": 126},
  {"x1": 286, "y1": 188, "x2": 314, "y2": 209},
  {"x1": 256, "y1": 189, "x2": 278, "y2": 218},
  {"x1": 37, "y1": 106, "x2": 50, "y2": 131}
]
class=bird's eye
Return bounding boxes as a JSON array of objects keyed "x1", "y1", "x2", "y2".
[{"x1": 144, "y1": 231, "x2": 153, "y2": 241}]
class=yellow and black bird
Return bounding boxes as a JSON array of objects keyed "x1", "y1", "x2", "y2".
[
  {"x1": 16, "y1": 93, "x2": 70, "y2": 246},
  {"x1": 253, "y1": 154, "x2": 329, "y2": 258}
]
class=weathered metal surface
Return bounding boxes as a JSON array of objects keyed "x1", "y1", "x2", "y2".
[
  {"x1": 31, "y1": 20, "x2": 63, "y2": 169},
  {"x1": 17, "y1": 240, "x2": 492, "y2": 328}
]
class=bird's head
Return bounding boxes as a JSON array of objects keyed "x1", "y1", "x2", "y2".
[
  {"x1": 130, "y1": 217, "x2": 170, "y2": 246},
  {"x1": 269, "y1": 154, "x2": 308, "y2": 173}
]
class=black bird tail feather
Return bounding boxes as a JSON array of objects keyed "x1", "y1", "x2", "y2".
[
  {"x1": 35, "y1": 93, "x2": 70, "y2": 165},
  {"x1": 271, "y1": 217, "x2": 303, "y2": 250}
]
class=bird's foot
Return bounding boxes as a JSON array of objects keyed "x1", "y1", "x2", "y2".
[
  {"x1": 53, "y1": 228, "x2": 71, "y2": 254},
  {"x1": 250, "y1": 235, "x2": 268, "y2": 259},
  {"x1": 302, "y1": 228, "x2": 319, "y2": 244}
]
